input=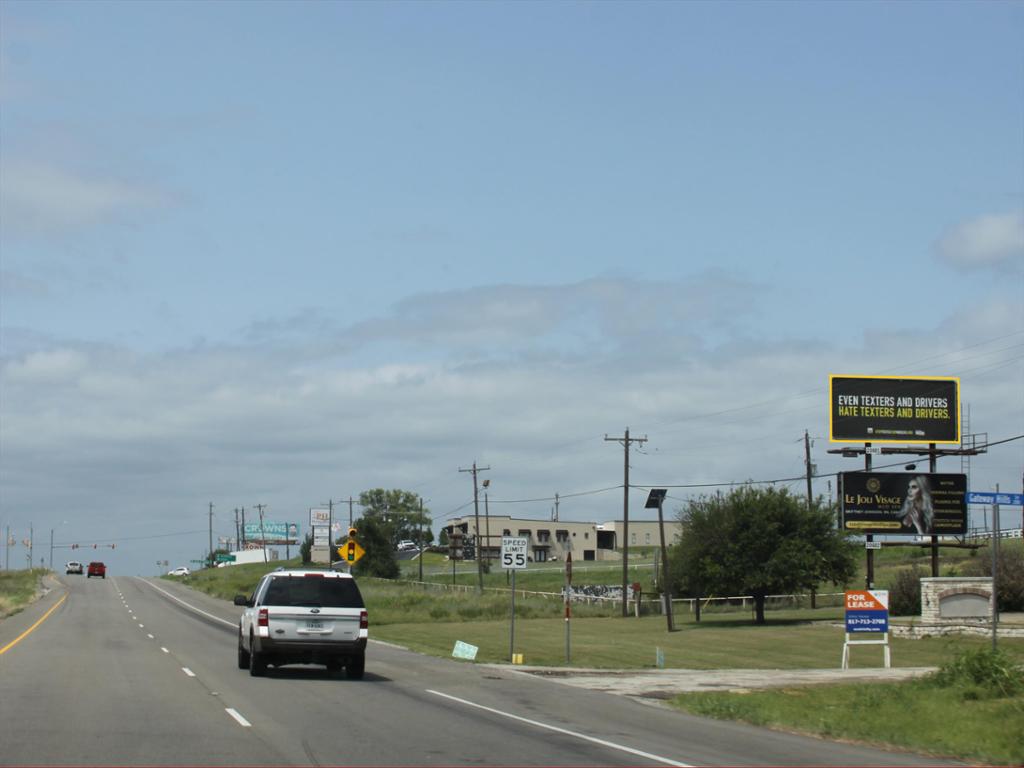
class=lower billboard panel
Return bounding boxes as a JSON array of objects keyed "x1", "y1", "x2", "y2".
[{"x1": 840, "y1": 472, "x2": 967, "y2": 536}]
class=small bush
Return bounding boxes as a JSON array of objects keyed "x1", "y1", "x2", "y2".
[
  {"x1": 929, "y1": 648, "x2": 1024, "y2": 699},
  {"x1": 961, "y1": 545, "x2": 1024, "y2": 612},
  {"x1": 889, "y1": 566, "x2": 924, "y2": 616}
]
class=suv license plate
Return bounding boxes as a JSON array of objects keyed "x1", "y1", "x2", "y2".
[{"x1": 306, "y1": 620, "x2": 324, "y2": 631}]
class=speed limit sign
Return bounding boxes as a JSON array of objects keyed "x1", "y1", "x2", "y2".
[{"x1": 501, "y1": 537, "x2": 528, "y2": 570}]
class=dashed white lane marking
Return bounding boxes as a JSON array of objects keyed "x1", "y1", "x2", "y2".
[
  {"x1": 161, "y1": 647, "x2": 169, "y2": 653},
  {"x1": 225, "y1": 708, "x2": 251, "y2": 727},
  {"x1": 138, "y1": 623, "x2": 144, "y2": 628},
  {"x1": 147, "y1": 633, "x2": 154, "y2": 639},
  {"x1": 182, "y1": 667, "x2": 196, "y2": 677},
  {"x1": 135, "y1": 579, "x2": 236, "y2": 628},
  {"x1": 426, "y1": 690, "x2": 691, "y2": 768}
]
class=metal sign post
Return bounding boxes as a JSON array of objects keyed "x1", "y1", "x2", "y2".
[
  {"x1": 502, "y1": 536, "x2": 528, "y2": 663},
  {"x1": 564, "y1": 551, "x2": 572, "y2": 664},
  {"x1": 646, "y1": 488, "x2": 673, "y2": 631}
]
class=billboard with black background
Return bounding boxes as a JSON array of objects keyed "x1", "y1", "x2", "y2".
[
  {"x1": 829, "y1": 375, "x2": 959, "y2": 444},
  {"x1": 840, "y1": 472, "x2": 967, "y2": 535}
]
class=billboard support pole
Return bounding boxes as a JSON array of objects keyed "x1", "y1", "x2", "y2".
[
  {"x1": 992, "y1": 485, "x2": 1000, "y2": 651},
  {"x1": 929, "y1": 443, "x2": 939, "y2": 577},
  {"x1": 865, "y1": 443, "x2": 874, "y2": 590}
]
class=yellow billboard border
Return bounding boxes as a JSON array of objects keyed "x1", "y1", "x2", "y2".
[{"x1": 828, "y1": 374, "x2": 961, "y2": 445}]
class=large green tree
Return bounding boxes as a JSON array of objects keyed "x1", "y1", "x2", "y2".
[
  {"x1": 352, "y1": 513, "x2": 400, "y2": 579},
  {"x1": 358, "y1": 489, "x2": 431, "y2": 548},
  {"x1": 669, "y1": 485, "x2": 857, "y2": 624}
]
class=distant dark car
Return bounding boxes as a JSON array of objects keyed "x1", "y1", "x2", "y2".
[
  {"x1": 66, "y1": 561, "x2": 84, "y2": 575},
  {"x1": 87, "y1": 562, "x2": 106, "y2": 579}
]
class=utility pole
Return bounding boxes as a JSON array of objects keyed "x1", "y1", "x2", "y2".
[
  {"x1": 348, "y1": 497, "x2": 355, "y2": 529},
  {"x1": 328, "y1": 499, "x2": 334, "y2": 561},
  {"x1": 240, "y1": 507, "x2": 247, "y2": 548},
  {"x1": 804, "y1": 430, "x2": 816, "y2": 608},
  {"x1": 482, "y1": 479, "x2": 491, "y2": 567},
  {"x1": 804, "y1": 431, "x2": 814, "y2": 507},
  {"x1": 234, "y1": 508, "x2": 240, "y2": 551},
  {"x1": 606, "y1": 428, "x2": 647, "y2": 617},
  {"x1": 49, "y1": 528, "x2": 54, "y2": 570},
  {"x1": 255, "y1": 503, "x2": 268, "y2": 563},
  {"x1": 208, "y1": 502, "x2": 214, "y2": 568},
  {"x1": 459, "y1": 462, "x2": 490, "y2": 593},
  {"x1": 5, "y1": 525, "x2": 10, "y2": 570},
  {"x1": 552, "y1": 492, "x2": 560, "y2": 522},
  {"x1": 418, "y1": 498, "x2": 424, "y2": 583}
]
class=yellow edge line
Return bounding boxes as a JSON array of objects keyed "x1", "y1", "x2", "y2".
[{"x1": 0, "y1": 592, "x2": 68, "y2": 656}]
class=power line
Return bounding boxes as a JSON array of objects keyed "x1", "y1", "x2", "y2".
[{"x1": 633, "y1": 434, "x2": 1024, "y2": 491}]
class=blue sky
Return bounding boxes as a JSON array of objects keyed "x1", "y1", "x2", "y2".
[{"x1": 1, "y1": 1, "x2": 1022, "y2": 575}]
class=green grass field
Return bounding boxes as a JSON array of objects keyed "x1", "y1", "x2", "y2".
[{"x1": 0, "y1": 568, "x2": 49, "y2": 618}]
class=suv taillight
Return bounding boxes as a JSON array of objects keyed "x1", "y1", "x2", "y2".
[
  {"x1": 258, "y1": 608, "x2": 269, "y2": 627},
  {"x1": 359, "y1": 610, "x2": 368, "y2": 629}
]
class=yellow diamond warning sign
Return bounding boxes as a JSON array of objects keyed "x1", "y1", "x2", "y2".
[{"x1": 337, "y1": 538, "x2": 365, "y2": 564}]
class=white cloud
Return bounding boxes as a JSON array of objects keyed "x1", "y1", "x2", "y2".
[
  {"x1": 6, "y1": 348, "x2": 88, "y2": 382},
  {"x1": 1, "y1": 282, "x2": 1021, "y2": 576},
  {"x1": 340, "y1": 274, "x2": 761, "y2": 355},
  {"x1": 0, "y1": 269, "x2": 49, "y2": 299},
  {"x1": 0, "y1": 160, "x2": 166, "y2": 236},
  {"x1": 935, "y1": 211, "x2": 1024, "y2": 272}
]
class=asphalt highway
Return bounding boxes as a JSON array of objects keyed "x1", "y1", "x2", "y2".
[{"x1": 0, "y1": 574, "x2": 961, "y2": 766}]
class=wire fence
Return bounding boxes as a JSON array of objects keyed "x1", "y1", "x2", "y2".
[{"x1": 369, "y1": 576, "x2": 845, "y2": 616}]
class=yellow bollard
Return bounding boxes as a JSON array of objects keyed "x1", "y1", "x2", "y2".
[{"x1": 512, "y1": 653, "x2": 524, "y2": 664}]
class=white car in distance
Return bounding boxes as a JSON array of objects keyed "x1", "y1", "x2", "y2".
[{"x1": 167, "y1": 566, "x2": 191, "y2": 577}]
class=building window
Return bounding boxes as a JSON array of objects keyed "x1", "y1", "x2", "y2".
[
  {"x1": 556, "y1": 530, "x2": 569, "y2": 543},
  {"x1": 537, "y1": 530, "x2": 551, "y2": 543},
  {"x1": 631, "y1": 532, "x2": 636, "y2": 544},
  {"x1": 645, "y1": 533, "x2": 651, "y2": 545}
]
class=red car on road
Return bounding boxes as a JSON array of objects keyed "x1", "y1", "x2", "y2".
[{"x1": 87, "y1": 562, "x2": 106, "y2": 579}]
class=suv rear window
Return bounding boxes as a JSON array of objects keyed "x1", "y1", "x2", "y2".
[{"x1": 263, "y1": 577, "x2": 365, "y2": 608}]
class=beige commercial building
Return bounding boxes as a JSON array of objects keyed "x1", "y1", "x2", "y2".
[{"x1": 443, "y1": 515, "x2": 682, "y2": 562}]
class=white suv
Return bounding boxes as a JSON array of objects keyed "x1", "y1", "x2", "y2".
[{"x1": 234, "y1": 569, "x2": 367, "y2": 678}]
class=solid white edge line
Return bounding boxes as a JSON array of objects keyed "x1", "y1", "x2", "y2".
[
  {"x1": 182, "y1": 667, "x2": 196, "y2": 677},
  {"x1": 425, "y1": 690, "x2": 691, "y2": 767},
  {"x1": 137, "y1": 578, "x2": 236, "y2": 628},
  {"x1": 225, "y1": 708, "x2": 251, "y2": 727}
]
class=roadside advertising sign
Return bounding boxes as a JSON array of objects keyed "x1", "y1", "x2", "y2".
[
  {"x1": 829, "y1": 375, "x2": 960, "y2": 444},
  {"x1": 845, "y1": 590, "x2": 889, "y2": 633},
  {"x1": 242, "y1": 521, "x2": 297, "y2": 542},
  {"x1": 840, "y1": 472, "x2": 967, "y2": 535},
  {"x1": 309, "y1": 508, "x2": 330, "y2": 526}
]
